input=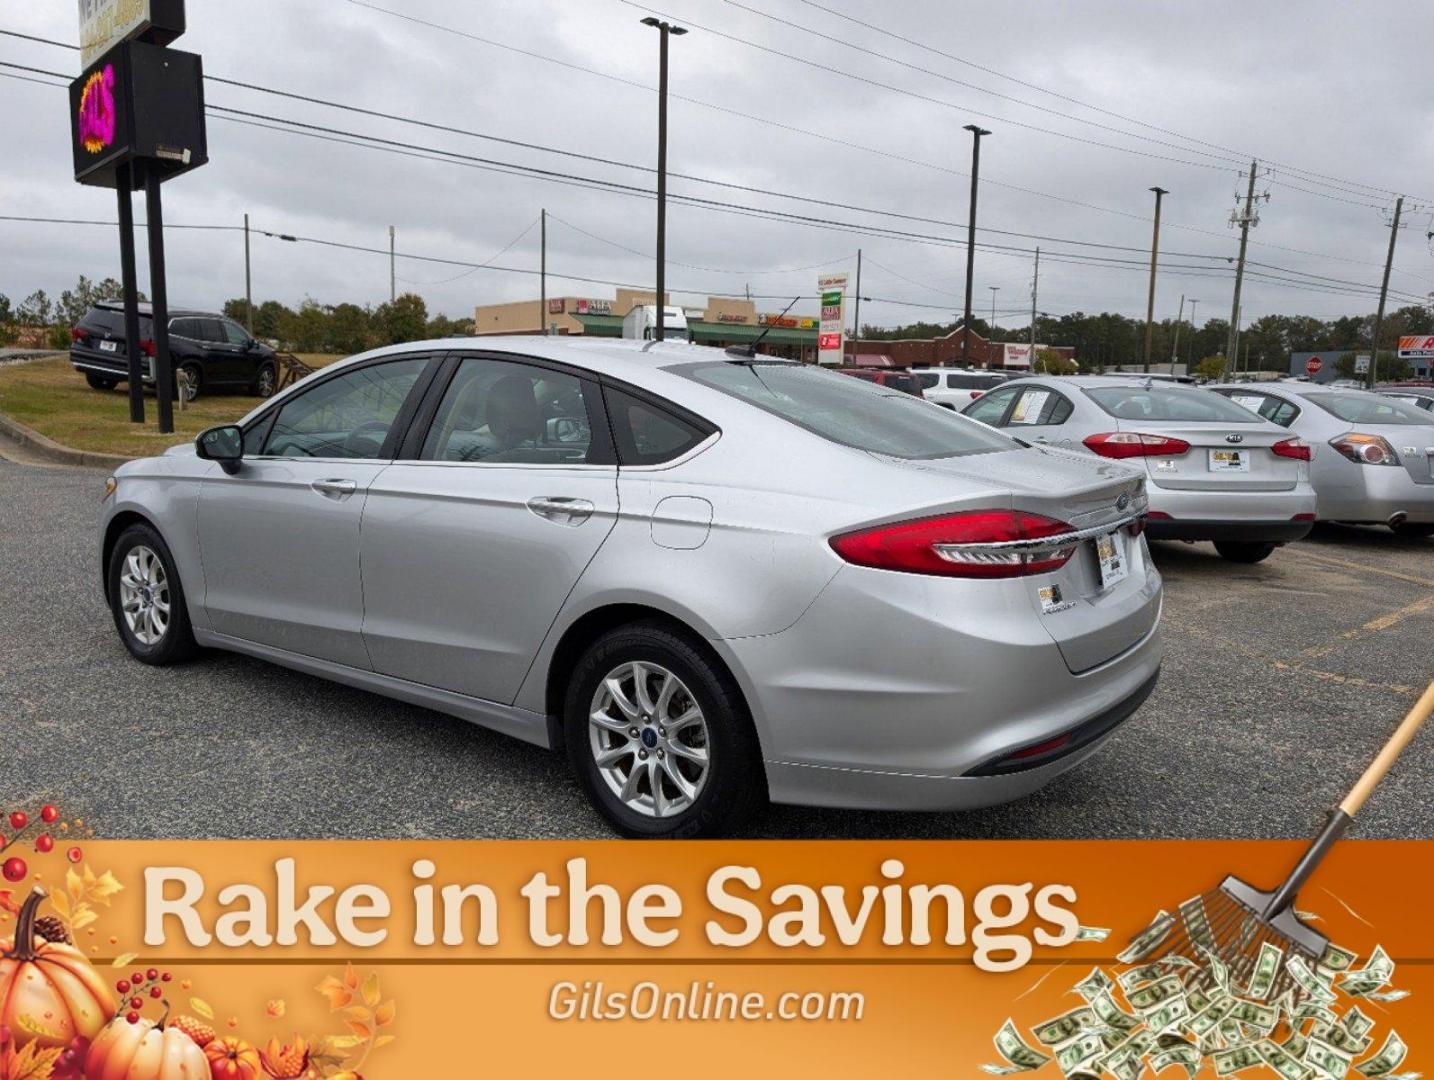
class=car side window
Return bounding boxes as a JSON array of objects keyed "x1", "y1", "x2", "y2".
[
  {"x1": 419, "y1": 357, "x2": 596, "y2": 465},
  {"x1": 194, "y1": 319, "x2": 225, "y2": 343},
  {"x1": 1008, "y1": 387, "x2": 1072, "y2": 426},
  {"x1": 218, "y1": 320, "x2": 250, "y2": 346},
  {"x1": 604, "y1": 386, "x2": 712, "y2": 466},
  {"x1": 1226, "y1": 391, "x2": 1299, "y2": 428},
  {"x1": 262, "y1": 357, "x2": 427, "y2": 459},
  {"x1": 963, "y1": 385, "x2": 1020, "y2": 425},
  {"x1": 170, "y1": 318, "x2": 201, "y2": 341}
]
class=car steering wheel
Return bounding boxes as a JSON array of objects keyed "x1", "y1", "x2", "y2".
[{"x1": 342, "y1": 419, "x2": 390, "y2": 457}]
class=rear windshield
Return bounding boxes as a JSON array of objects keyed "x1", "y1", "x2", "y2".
[
  {"x1": 881, "y1": 373, "x2": 922, "y2": 395},
  {"x1": 1085, "y1": 384, "x2": 1260, "y2": 423},
  {"x1": 914, "y1": 373, "x2": 939, "y2": 390},
  {"x1": 1304, "y1": 392, "x2": 1434, "y2": 425},
  {"x1": 680, "y1": 361, "x2": 1016, "y2": 460},
  {"x1": 80, "y1": 307, "x2": 153, "y2": 336}
]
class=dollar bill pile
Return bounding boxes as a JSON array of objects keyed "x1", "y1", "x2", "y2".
[{"x1": 983, "y1": 909, "x2": 1415, "y2": 1080}]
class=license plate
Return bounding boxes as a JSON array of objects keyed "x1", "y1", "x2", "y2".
[
  {"x1": 99, "y1": 340, "x2": 118, "y2": 352},
  {"x1": 1094, "y1": 530, "x2": 1129, "y2": 590},
  {"x1": 1208, "y1": 449, "x2": 1249, "y2": 472}
]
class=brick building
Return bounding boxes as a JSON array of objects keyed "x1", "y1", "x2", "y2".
[{"x1": 847, "y1": 327, "x2": 1075, "y2": 369}]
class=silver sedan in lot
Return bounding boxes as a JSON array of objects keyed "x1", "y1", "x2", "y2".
[
  {"x1": 962, "y1": 376, "x2": 1317, "y2": 563},
  {"x1": 1212, "y1": 381, "x2": 1434, "y2": 538},
  {"x1": 99, "y1": 339, "x2": 1162, "y2": 837}
]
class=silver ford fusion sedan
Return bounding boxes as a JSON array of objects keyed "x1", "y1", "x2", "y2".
[
  {"x1": 99, "y1": 338, "x2": 1162, "y2": 837},
  {"x1": 963, "y1": 376, "x2": 1317, "y2": 563},
  {"x1": 1211, "y1": 381, "x2": 1434, "y2": 538}
]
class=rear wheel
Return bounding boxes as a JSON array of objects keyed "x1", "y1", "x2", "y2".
[
  {"x1": 1392, "y1": 521, "x2": 1434, "y2": 539},
  {"x1": 252, "y1": 362, "x2": 277, "y2": 398},
  {"x1": 1214, "y1": 540, "x2": 1277, "y2": 564},
  {"x1": 107, "y1": 523, "x2": 200, "y2": 665},
  {"x1": 178, "y1": 362, "x2": 202, "y2": 403},
  {"x1": 564, "y1": 622, "x2": 765, "y2": 838},
  {"x1": 85, "y1": 372, "x2": 117, "y2": 390}
]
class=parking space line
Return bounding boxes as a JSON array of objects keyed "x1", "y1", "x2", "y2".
[
  {"x1": 1172, "y1": 622, "x2": 1419, "y2": 696},
  {"x1": 1295, "y1": 549, "x2": 1434, "y2": 589}
]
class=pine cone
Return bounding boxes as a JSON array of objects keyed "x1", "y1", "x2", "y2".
[{"x1": 33, "y1": 915, "x2": 70, "y2": 944}]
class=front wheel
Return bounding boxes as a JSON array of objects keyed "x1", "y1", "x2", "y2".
[
  {"x1": 107, "y1": 524, "x2": 200, "y2": 665},
  {"x1": 1392, "y1": 521, "x2": 1434, "y2": 539},
  {"x1": 564, "y1": 622, "x2": 766, "y2": 838},
  {"x1": 1214, "y1": 540, "x2": 1276, "y2": 564},
  {"x1": 252, "y1": 362, "x2": 277, "y2": 398}
]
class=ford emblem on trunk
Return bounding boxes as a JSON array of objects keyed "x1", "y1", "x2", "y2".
[
  {"x1": 1116, "y1": 492, "x2": 1131, "y2": 511},
  {"x1": 1225, "y1": 433, "x2": 1244, "y2": 444}
]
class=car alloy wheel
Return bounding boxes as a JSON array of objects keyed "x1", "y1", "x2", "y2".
[
  {"x1": 117, "y1": 544, "x2": 170, "y2": 645},
  {"x1": 256, "y1": 365, "x2": 276, "y2": 397},
  {"x1": 587, "y1": 661, "x2": 710, "y2": 819},
  {"x1": 180, "y1": 363, "x2": 202, "y2": 402}
]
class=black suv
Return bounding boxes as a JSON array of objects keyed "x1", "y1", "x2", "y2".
[{"x1": 70, "y1": 302, "x2": 278, "y2": 401}]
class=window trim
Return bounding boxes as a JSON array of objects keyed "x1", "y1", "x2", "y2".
[
  {"x1": 398, "y1": 350, "x2": 617, "y2": 468},
  {"x1": 240, "y1": 352, "x2": 444, "y2": 463}
]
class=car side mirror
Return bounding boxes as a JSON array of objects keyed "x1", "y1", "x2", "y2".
[{"x1": 196, "y1": 424, "x2": 244, "y2": 475}]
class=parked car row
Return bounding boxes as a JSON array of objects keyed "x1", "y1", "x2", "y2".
[{"x1": 70, "y1": 301, "x2": 279, "y2": 402}]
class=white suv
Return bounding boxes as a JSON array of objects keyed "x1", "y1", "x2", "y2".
[{"x1": 910, "y1": 368, "x2": 1013, "y2": 410}]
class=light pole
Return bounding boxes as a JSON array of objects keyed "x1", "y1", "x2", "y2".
[
  {"x1": 641, "y1": 15, "x2": 687, "y2": 342},
  {"x1": 1170, "y1": 294, "x2": 1184, "y2": 373},
  {"x1": 988, "y1": 286, "x2": 1000, "y2": 335},
  {"x1": 1143, "y1": 186, "x2": 1168, "y2": 374},
  {"x1": 1186, "y1": 298, "x2": 1200, "y2": 368},
  {"x1": 961, "y1": 124, "x2": 991, "y2": 367}
]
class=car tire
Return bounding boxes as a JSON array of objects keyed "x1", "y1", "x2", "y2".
[
  {"x1": 1391, "y1": 521, "x2": 1434, "y2": 539},
  {"x1": 107, "y1": 523, "x2": 200, "y2": 666},
  {"x1": 1213, "y1": 540, "x2": 1277, "y2": 564},
  {"x1": 179, "y1": 362, "x2": 202, "y2": 403},
  {"x1": 85, "y1": 372, "x2": 117, "y2": 390},
  {"x1": 564, "y1": 621, "x2": 766, "y2": 838},
  {"x1": 252, "y1": 362, "x2": 277, "y2": 399}
]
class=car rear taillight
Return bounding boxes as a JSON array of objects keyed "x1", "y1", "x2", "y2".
[
  {"x1": 1330, "y1": 433, "x2": 1400, "y2": 466},
  {"x1": 1272, "y1": 437, "x2": 1312, "y2": 461},
  {"x1": 1292, "y1": 513, "x2": 1316, "y2": 522},
  {"x1": 970, "y1": 390, "x2": 984, "y2": 400},
  {"x1": 1145, "y1": 511, "x2": 1171, "y2": 520},
  {"x1": 830, "y1": 509, "x2": 1078, "y2": 579},
  {"x1": 138, "y1": 339, "x2": 157, "y2": 357},
  {"x1": 1083, "y1": 432, "x2": 1191, "y2": 459},
  {"x1": 70, "y1": 326, "x2": 86, "y2": 343}
]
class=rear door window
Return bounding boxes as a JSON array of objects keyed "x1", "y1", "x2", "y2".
[
  {"x1": 1007, "y1": 387, "x2": 1073, "y2": 426},
  {"x1": 683, "y1": 361, "x2": 1015, "y2": 459},
  {"x1": 170, "y1": 318, "x2": 203, "y2": 341}
]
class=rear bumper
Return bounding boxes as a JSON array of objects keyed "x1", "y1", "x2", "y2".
[
  {"x1": 1145, "y1": 518, "x2": 1313, "y2": 543},
  {"x1": 725, "y1": 561, "x2": 1164, "y2": 812},
  {"x1": 71, "y1": 350, "x2": 152, "y2": 383},
  {"x1": 1315, "y1": 466, "x2": 1434, "y2": 524}
]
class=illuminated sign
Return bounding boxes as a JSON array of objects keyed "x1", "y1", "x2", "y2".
[
  {"x1": 76, "y1": 63, "x2": 117, "y2": 154},
  {"x1": 78, "y1": 0, "x2": 187, "y2": 67}
]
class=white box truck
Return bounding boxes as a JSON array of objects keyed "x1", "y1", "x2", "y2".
[{"x1": 622, "y1": 304, "x2": 688, "y2": 340}]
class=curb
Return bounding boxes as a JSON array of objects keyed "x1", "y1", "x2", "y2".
[{"x1": 0, "y1": 411, "x2": 133, "y2": 469}]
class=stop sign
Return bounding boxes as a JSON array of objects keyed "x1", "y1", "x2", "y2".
[{"x1": 1306, "y1": 356, "x2": 1323, "y2": 376}]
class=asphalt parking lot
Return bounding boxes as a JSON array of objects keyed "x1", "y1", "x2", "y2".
[{"x1": 1, "y1": 452, "x2": 1430, "y2": 840}]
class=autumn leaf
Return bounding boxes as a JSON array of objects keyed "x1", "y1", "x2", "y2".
[
  {"x1": 316, "y1": 975, "x2": 353, "y2": 1011},
  {"x1": 265, "y1": 999, "x2": 286, "y2": 1019},
  {"x1": 373, "y1": 1033, "x2": 396, "y2": 1049},
  {"x1": 344, "y1": 1020, "x2": 372, "y2": 1040},
  {"x1": 71, "y1": 908, "x2": 98, "y2": 931},
  {"x1": 45, "y1": 891, "x2": 69, "y2": 920},
  {"x1": 360, "y1": 972, "x2": 381, "y2": 1008},
  {"x1": 342, "y1": 1006, "x2": 371, "y2": 1025},
  {"x1": 320, "y1": 1035, "x2": 365, "y2": 1053},
  {"x1": 373, "y1": 1000, "x2": 395, "y2": 1027},
  {"x1": 342, "y1": 963, "x2": 359, "y2": 990},
  {"x1": 3, "y1": 1041, "x2": 65, "y2": 1080},
  {"x1": 0, "y1": 890, "x2": 19, "y2": 917},
  {"x1": 87, "y1": 869, "x2": 124, "y2": 905},
  {"x1": 190, "y1": 997, "x2": 215, "y2": 1021},
  {"x1": 65, "y1": 869, "x2": 83, "y2": 904},
  {"x1": 111, "y1": 952, "x2": 138, "y2": 968}
]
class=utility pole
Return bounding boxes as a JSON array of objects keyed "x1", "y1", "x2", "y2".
[
  {"x1": 1227, "y1": 160, "x2": 1260, "y2": 363},
  {"x1": 1368, "y1": 196, "x2": 1404, "y2": 387},
  {"x1": 1170, "y1": 294, "x2": 1185, "y2": 373},
  {"x1": 243, "y1": 212, "x2": 253, "y2": 333},
  {"x1": 851, "y1": 248, "x2": 862, "y2": 365},
  {"x1": 641, "y1": 16, "x2": 687, "y2": 342},
  {"x1": 1030, "y1": 246, "x2": 1039, "y2": 359},
  {"x1": 539, "y1": 207, "x2": 546, "y2": 335},
  {"x1": 1143, "y1": 186, "x2": 1168, "y2": 373},
  {"x1": 388, "y1": 225, "x2": 396, "y2": 302},
  {"x1": 961, "y1": 124, "x2": 991, "y2": 367},
  {"x1": 988, "y1": 285, "x2": 1000, "y2": 335}
]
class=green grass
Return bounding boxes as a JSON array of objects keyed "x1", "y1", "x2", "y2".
[{"x1": 0, "y1": 355, "x2": 341, "y2": 459}]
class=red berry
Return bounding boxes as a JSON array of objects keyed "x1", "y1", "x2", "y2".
[
  {"x1": 0, "y1": 835, "x2": 6, "y2": 848},
  {"x1": 1, "y1": 857, "x2": 26, "y2": 883},
  {"x1": 35, "y1": 834, "x2": 54, "y2": 853},
  {"x1": 126, "y1": 1012, "x2": 140, "y2": 1024},
  {"x1": 129, "y1": 997, "x2": 143, "y2": 1010},
  {"x1": 8, "y1": 812, "x2": 26, "y2": 831},
  {"x1": 116, "y1": 980, "x2": 130, "y2": 994},
  {"x1": 40, "y1": 805, "x2": 59, "y2": 824},
  {"x1": 149, "y1": 986, "x2": 162, "y2": 999},
  {"x1": 66, "y1": 846, "x2": 83, "y2": 864},
  {"x1": 146, "y1": 967, "x2": 159, "y2": 981},
  {"x1": 161, "y1": 972, "x2": 172, "y2": 982}
]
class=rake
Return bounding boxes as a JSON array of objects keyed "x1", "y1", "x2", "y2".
[{"x1": 1134, "y1": 678, "x2": 1434, "y2": 1003}]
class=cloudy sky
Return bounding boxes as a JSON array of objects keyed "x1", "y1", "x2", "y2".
[{"x1": 3, "y1": 0, "x2": 1433, "y2": 333}]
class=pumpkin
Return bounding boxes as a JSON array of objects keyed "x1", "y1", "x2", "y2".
[
  {"x1": 0, "y1": 887, "x2": 115, "y2": 1051},
  {"x1": 204, "y1": 1036, "x2": 263, "y2": 1080},
  {"x1": 85, "y1": 1014, "x2": 209, "y2": 1080}
]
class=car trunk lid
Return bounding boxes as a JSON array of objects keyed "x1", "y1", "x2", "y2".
[{"x1": 1116, "y1": 421, "x2": 1300, "y2": 492}]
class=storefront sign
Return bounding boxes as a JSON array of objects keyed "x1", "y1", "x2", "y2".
[
  {"x1": 1399, "y1": 335, "x2": 1434, "y2": 359},
  {"x1": 1002, "y1": 343, "x2": 1033, "y2": 368},
  {"x1": 573, "y1": 299, "x2": 611, "y2": 316},
  {"x1": 79, "y1": 0, "x2": 186, "y2": 67},
  {"x1": 548, "y1": 299, "x2": 566, "y2": 314},
  {"x1": 717, "y1": 312, "x2": 751, "y2": 324},
  {"x1": 817, "y1": 273, "x2": 847, "y2": 366}
]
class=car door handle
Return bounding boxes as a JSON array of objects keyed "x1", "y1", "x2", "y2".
[
  {"x1": 527, "y1": 496, "x2": 595, "y2": 526},
  {"x1": 311, "y1": 478, "x2": 358, "y2": 500}
]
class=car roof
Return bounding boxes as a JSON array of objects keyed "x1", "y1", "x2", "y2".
[
  {"x1": 1010, "y1": 374, "x2": 1202, "y2": 389},
  {"x1": 93, "y1": 300, "x2": 212, "y2": 318}
]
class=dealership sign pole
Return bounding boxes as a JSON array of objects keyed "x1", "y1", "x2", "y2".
[
  {"x1": 71, "y1": 0, "x2": 205, "y2": 435},
  {"x1": 818, "y1": 273, "x2": 847, "y2": 366}
]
